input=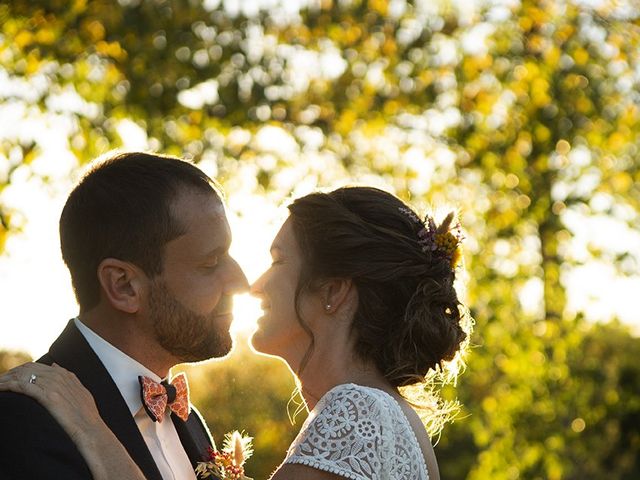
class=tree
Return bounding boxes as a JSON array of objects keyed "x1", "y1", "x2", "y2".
[
  {"x1": 438, "y1": 1, "x2": 640, "y2": 477},
  {"x1": 1, "y1": 0, "x2": 639, "y2": 478}
]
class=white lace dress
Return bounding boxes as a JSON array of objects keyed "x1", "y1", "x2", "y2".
[{"x1": 284, "y1": 383, "x2": 429, "y2": 479}]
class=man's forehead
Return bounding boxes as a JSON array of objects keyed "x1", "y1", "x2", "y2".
[
  {"x1": 169, "y1": 190, "x2": 229, "y2": 237},
  {"x1": 172, "y1": 189, "x2": 224, "y2": 214},
  {"x1": 165, "y1": 210, "x2": 230, "y2": 259}
]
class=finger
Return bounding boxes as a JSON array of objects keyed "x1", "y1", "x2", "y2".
[
  {"x1": 0, "y1": 362, "x2": 52, "y2": 379},
  {"x1": 0, "y1": 362, "x2": 37, "y2": 384},
  {"x1": 0, "y1": 362, "x2": 65, "y2": 393},
  {"x1": 49, "y1": 366, "x2": 97, "y2": 407},
  {"x1": 31, "y1": 365, "x2": 89, "y2": 404},
  {"x1": 51, "y1": 363, "x2": 80, "y2": 385},
  {"x1": 0, "y1": 362, "x2": 67, "y2": 387},
  {"x1": 48, "y1": 366, "x2": 87, "y2": 398},
  {"x1": 0, "y1": 372, "x2": 47, "y2": 397},
  {"x1": 0, "y1": 370, "x2": 17, "y2": 384},
  {"x1": 0, "y1": 361, "x2": 36, "y2": 376},
  {"x1": 0, "y1": 363, "x2": 90, "y2": 412},
  {"x1": 0, "y1": 378, "x2": 25, "y2": 392}
]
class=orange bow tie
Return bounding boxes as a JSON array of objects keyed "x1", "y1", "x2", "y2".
[{"x1": 139, "y1": 373, "x2": 190, "y2": 423}]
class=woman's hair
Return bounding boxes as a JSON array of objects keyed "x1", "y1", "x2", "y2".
[{"x1": 287, "y1": 186, "x2": 470, "y2": 390}]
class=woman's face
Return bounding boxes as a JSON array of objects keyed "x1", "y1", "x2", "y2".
[{"x1": 250, "y1": 218, "x2": 313, "y2": 366}]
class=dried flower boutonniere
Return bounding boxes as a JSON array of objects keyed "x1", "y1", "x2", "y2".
[{"x1": 195, "y1": 431, "x2": 254, "y2": 480}]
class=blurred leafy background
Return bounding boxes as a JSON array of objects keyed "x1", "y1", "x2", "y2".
[{"x1": 1, "y1": 0, "x2": 639, "y2": 478}]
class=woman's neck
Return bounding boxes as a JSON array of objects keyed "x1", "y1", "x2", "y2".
[{"x1": 297, "y1": 351, "x2": 393, "y2": 410}]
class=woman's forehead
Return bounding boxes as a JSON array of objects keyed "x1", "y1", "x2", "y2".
[{"x1": 272, "y1": 218, "x2": 296, "y2": 250}]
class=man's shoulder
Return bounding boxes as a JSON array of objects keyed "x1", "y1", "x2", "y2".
[
  {"x1": 0, "y1": 391, "x2": 92, "y2": 479},
  {"x1": 0, "y1": 353, "x2": 56, "y2": 418},
  {"x1": 0, "y1": 390, "x2": 46, "y2": 409},
  {"x1": 0, "y1": 391, "x2": 69, "y2": 447},
  {"x1": 0, "y1": 384, "x2": 75, "y2": 443},
  {"x1": 0, "y1": 390, "x2": 59, "y2": 426}
]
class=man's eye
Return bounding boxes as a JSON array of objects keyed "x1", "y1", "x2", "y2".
[{"x1": 204, "y1": 258, "x2": 219, "y2": 268}]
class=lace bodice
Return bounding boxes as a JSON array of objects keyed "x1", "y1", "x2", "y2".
[{"x1": 284, "y1": 383, "x2": 429, "y2": 480}]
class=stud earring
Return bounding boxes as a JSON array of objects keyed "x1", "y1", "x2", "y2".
[{"x1": 325, "y1": 304, "x2": 331, "y2": 311}]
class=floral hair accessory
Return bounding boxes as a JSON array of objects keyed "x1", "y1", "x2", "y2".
[
  {"x1": 196, "y1": 430, "x2": 254, "y2": 480},
  {"x1": 399, "y1": 207, "x2": 464, "y2": 268}
]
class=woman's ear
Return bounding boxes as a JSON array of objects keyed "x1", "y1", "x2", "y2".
[
  {"x1": 322, "y1": 278, "x2": 357, "y2": 317},
  {"x1": 96, "y1": 258, "x2": 145, "y2": 314}
]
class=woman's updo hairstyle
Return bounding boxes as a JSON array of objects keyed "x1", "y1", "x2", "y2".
[{"x1": 288, "y1": 186, "x2": 468, "y2": 388}]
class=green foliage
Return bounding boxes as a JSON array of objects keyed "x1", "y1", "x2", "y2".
[
  {"x1": 438, "y1": 319, "x2": 640, "y2": 480},
  {"x1": 1, "y1": 0, "x2": 639, "y2": 478}
]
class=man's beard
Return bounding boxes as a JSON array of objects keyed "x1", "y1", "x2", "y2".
[{"x1": 149, "y1": 280, "x2": 233, "y2": 363}]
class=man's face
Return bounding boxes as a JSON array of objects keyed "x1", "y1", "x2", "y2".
[{"x1": 149, "y1": 190, "x2": 247, "y2": 363}]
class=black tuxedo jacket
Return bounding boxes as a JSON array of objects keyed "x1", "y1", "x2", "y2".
[{"x1": 0, "y1": 320, "x2": 214, "y2": 479}]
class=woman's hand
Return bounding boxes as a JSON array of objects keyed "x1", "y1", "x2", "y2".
[
  {"x1": 0, "y1": 362, "x2": 103, "y2": 445},
  {"x1": 0, "y1": 362, "x2": 146, "y2": 480}
]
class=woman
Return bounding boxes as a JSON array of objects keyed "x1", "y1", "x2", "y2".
[{"x1": 0, "y1": 186, "x2": 469, "y2": 479}]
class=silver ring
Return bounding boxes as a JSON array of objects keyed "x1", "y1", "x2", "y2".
[{"x1": 29, "y1": 374, "x2": 37, "y2": 384}]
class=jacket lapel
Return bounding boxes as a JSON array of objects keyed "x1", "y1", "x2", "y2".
[
  {"x1": 172, "y1": 405, "x2": 215, "y2": 468},
  {"x1": 40, "y1": 320, "x2": 164, "y2": 480}
]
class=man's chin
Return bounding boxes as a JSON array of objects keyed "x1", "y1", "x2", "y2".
[{"x1": 177, "y1": 335, "x2": 234, "y2": 364}]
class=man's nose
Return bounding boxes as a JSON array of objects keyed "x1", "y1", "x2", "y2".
[{"x1": 223, "y1": 256, "x2": 250, "y2": 295}]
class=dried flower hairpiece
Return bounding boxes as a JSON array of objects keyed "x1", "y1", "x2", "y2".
[{"x1": 399, "y1": 207, "x2": 464, "y2": 268}]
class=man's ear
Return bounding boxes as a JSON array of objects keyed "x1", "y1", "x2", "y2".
[
  {"x1": 321, "y1": 278, "x2": 357, "y2": 317},
  {"x1": 97, "y1": 258, "x2": 146, "y2": 314}
]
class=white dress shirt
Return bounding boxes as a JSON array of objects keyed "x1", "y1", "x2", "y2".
[{"x1": 74, "y1": 318, "x2": 197, "y2": 480}]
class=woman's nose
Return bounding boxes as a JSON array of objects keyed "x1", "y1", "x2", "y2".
[{"x1": 249, "y1": 271, "x2": 267, "y2": 297}]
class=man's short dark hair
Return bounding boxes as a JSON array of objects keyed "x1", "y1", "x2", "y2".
[{"x1": 60, "y1": 151, "x2": 220, "y2": 311}]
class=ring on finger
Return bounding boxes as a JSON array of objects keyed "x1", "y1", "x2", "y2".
[{"x1": 29, "y1": 374, "x2": 37, "y2": 384}]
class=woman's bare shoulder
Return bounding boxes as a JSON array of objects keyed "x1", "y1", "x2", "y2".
[{"x1": 395, "y1": 396, "x2": 441, "y2": 480}]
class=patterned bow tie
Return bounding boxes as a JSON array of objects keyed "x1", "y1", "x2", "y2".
[{"x1": 139, "y1": 373, "x2": 190, "y2": 423}]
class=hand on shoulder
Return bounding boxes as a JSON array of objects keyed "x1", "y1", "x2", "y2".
[
  {"x1": 0, "y1": 362, "x2": 146, "y2": 480},
  {"x1": 0, "y1": 362, "x2": 103, "y2": 444}
]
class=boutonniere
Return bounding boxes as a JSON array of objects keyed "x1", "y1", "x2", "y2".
[{"x1": 195, "y1": 430, "x2": 254, "y2": 480}]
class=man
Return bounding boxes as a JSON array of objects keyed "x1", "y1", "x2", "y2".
[{"x1": 0, "y1": 152, "x2": 248, "y2": 479}]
